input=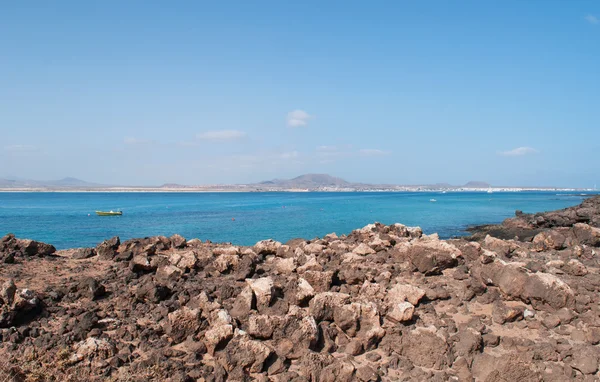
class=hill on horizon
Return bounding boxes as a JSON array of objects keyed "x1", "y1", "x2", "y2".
[
  {"x1": 0, "y1": 177, "x2": 102, "y2": 188},
  {"x1": 259, "y1": 174, "x2": 352, "y2": 188}
]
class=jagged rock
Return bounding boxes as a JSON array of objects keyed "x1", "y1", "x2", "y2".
[
  {"x1": 170, "y1": 234, "x2": 187, "y2": 248},
  {"x1": 573, "y1": 223, "x2": 600, "y2": 246},
  {"x1": 204, "y1": 324, "x2": 234, "y2": 355},
  {"x1": 79, "y1": 277, "x2": 106, "y2": 300},
  {"x1": 220, "y1": 335, "x2": 273, "y2": 374},
  {"x1": 492, "y1": 302, "x2": 524, "y2": 324},
  {"x1": 254, "y1": 239, "x2": 282, "y2": 255},
  {"x1": 320, "y1": 362, "x2": 355, "y2": 382},
  {"x1": 304, "y1": 242, "x2": 325, "y2": 254},
  {"x1": 214, "y1": 253, "x2": 239, "y2": 273},
  {"x1": 19, "y1": 239, "x2": 56, "y2": 257},
  {"x1": 0, "y1": 286, "x2": 42, "y2": 328},
  {"x1": 532, "y1": 230, "x2": 567, "y2": 251},
  {"x1": 301, "y1": 270, "x2": 333, "y2": 292},
  {"x1": 565, "y1": 259, "x2": 588, "y2": 276},
  {"x1": 396, "y1": 327, "x2": 451, "y2": 370},
  {"x1": 72, "y1": 247, "x2": 96, "y2": 259},
  {"x1": 247, "y1": 314, "x2": 278, "y2": 339},
  {"x1": 353, "y1": 243, "x2": 376, "y2": 255},
  {"x1": 70, "y1": 337, "x2": 116, "y2": 363},
  {"x1": 155, "y1": 264, "x2": 183, "y2": 285},
  {"x1": 386, "y1": 301, "x2": 414, "y2": 323},
  {"x1": 386, "y1": 284, "x2": 426, "y2": 306},
  {"x1": 168, "y1": 250, "x2": 197, "y2": 270},
  {"x1": 134, "y1": 279, "x2": 170, "y2": 303},
  {"x1": 247, "y1": 277, "x2": 274, "y2": 308},
  {"x1": 479, "y1": 262, "x2": 575, "y2": 310},
  {"x1": 96, "y1": 236, "x2": 120, "y2": 258},
  {"x1": 130, "y1": 254, "x2": 155, "y2": 272},
  {"x1": 309, "y1": 292, "x2": 352, "y2": 322},
  {"x1": 163, "y1": 306, "x2": 201, "y2": 344},
  {"x1": 406, "y1": 239, "x2": 461, "y2": 274}
]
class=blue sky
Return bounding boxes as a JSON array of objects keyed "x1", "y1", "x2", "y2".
[{"x1": 1, "y1": 1, "x2": 599, "y2": 187}]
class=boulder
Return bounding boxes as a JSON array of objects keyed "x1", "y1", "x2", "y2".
[
  {"x1": 19, "y1": 239, "x2": 56, "y2": 257},
  {"x1": 406, "y1": 239, "x2": 461, "y2": 275},
  {"x1": 204, "y1": 324, "x2": 234, "y2": 355},
  {"x1": 70, "y1": 337, "x2": 116, "y2": 363},
  {"x1": 96, "y1": 236, "x2": 120, "y2": 258},
  {"x1": 163, "y1": 307, "x2": 201, "y2": 344},
  {"x1": 396, "y1": 327, "x2": 451, "y2": 370},
  {"x1": 309, "y1": 292, "x2": 352, "y2": 322},
  {"x1": 386, "y1": 301, "x2": 415, "y2": 323},
  {"x1": 247, "y1": 314, "x2": 278, "y2": 339},
  {"x1": 72, "y1": 247, "x2": 96, "y2": 259},
  {"x1": 220, "y1": 335, "x2": 273, "y2": 374},
  {"x1": 170, "y1": 234, "x2": 187, "y2": 248},
  {"x1": 531, "y1": 230, "x2": 566, "y2": 252},
  {"x1": 573, "y1": 223, "x2": 600, "y2": 246},
  {"x1": 0, "y1": 285, "x2": 42, "y2": 328},
  {"x1": 352, "y1": 243, "x2": 376, "y2": 256},
  {"x1": 386, "y1": 284, "x2": 426, "y2": 306},
  {"x1": 247, "y1": 277, "x2": 274, "y2": 308},
  {"x1": 168, "y1": 250, "x2": 197, "y2": 270},
  {"x1": 254, "y1": 239, "x2": 282, "y2": 255}
]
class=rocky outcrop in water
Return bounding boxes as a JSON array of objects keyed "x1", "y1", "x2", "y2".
[{"x1": 0, "y1": 196, "x2": 599, "y2": 381}]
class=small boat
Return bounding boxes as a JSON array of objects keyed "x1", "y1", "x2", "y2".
[
  {"x1": 95, "y1": 210, "x2": 122, "y2": 216},
  {"x1": 430, "y1": 199, "x2": 437, "y2": 202},
  {"x1": 487, "y1": 188, "x2": 493, "y2": 194}
]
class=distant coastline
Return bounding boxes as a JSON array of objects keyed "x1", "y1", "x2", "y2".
[
  {"x1": 1, "y1": 173, "x2": 595, "y2": 193},
  {"x1": 0, "y1": 186, "x2": 595, "y2": 193}
]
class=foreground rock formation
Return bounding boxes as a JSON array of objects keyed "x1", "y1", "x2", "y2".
[{"x1": 1, "y1": 196, "x2": 600, "y2": 381}]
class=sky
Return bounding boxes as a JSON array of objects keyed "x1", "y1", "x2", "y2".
[{"x1": 1, "y1": 1, "x2": 599, "y2": 187}]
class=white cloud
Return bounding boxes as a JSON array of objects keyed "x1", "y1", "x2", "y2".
[
  {"x1": 196, "y1": 130, "x2": 246, "y2": 141},
  {"x1": 316, "y1": 145, "x2": 337, "y2": 152},
  {"x1": 124, "y1": 137, "x2": 153, "y2": 145},
  {"x1": 4, "y1": 144, "x2": 37, "y2": 152},
  {"x1": 359, "y1": 149, "x2": 390, "y2": 156},
  {"x1": 498, "y1": 146, "x2": 539, "y2": 157},
  {"x1": 280, "y1": 151, "x2": 299, "y2": 159},
  {"x1": 287, "y1": 110, "x2": 312, "y2": 127},
  {"x1": 585, "y1": 14, "x2": 599, "y2": 24}
]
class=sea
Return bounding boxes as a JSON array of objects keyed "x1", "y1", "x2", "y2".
[{"x1": 0, "y1": 191, "x2": 597, "y2": 250}]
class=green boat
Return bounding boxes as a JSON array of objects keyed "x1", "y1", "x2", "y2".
[{"x1": 95, "y1": 210, "x2": 122, "y2": 216}]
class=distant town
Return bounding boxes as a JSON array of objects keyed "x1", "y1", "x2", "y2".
[{"x1": 0, "y1": 174, "x2": 595, "y2": 193}]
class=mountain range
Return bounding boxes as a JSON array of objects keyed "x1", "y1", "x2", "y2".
[
  {"x1": 0, "y1": 177, "x2": 102, "y2": 189},
  {"x1": 0, "y1": 174, "x2": 510, "y2": 190}
]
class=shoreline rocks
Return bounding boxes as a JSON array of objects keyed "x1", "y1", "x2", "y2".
[{"x1": 0, "y1": 196, "x2": 599, "y2": 380}]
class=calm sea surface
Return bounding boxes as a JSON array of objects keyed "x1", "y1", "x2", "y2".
[{"x1": 0, "y1": 192, "x2": 596, "y2": 249}]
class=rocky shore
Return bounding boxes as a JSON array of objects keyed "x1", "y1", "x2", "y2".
[{"x1": 1, "y1": 197, "x2": 600, "y2": 381}]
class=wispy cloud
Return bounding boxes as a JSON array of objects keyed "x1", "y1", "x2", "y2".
[
  {"x1": 196, "y1": 130, "x2": 246, "y2": 141},
  {"x1": 4, "y1": 144, "x2": 37, "y2": 152},
  {"x1": 280, "y1": 151, "x2": 299, "y2": 159},
  {"x1": 287, "y1": 110, "x2": 312, "y2": 127},
  {"x1": 124, "y1": 137, "x2": 154, "y2": 145},
  {"x1": 498, "y1": 146, "x2": 539, "y2": 157},
  {"x1": 585, "y1": 14, "x2": 599, "y2": 24},
  {"x1": 359, "y1": 149, "x2": 390, "y2": 157},
  {"x1": 316, "y1": 145, "x2": 337, "y2": 152}
]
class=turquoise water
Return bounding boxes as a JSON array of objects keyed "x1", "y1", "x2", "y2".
[{"x1": 0, "y1": 192, "x2": 596, "y2": 249}]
